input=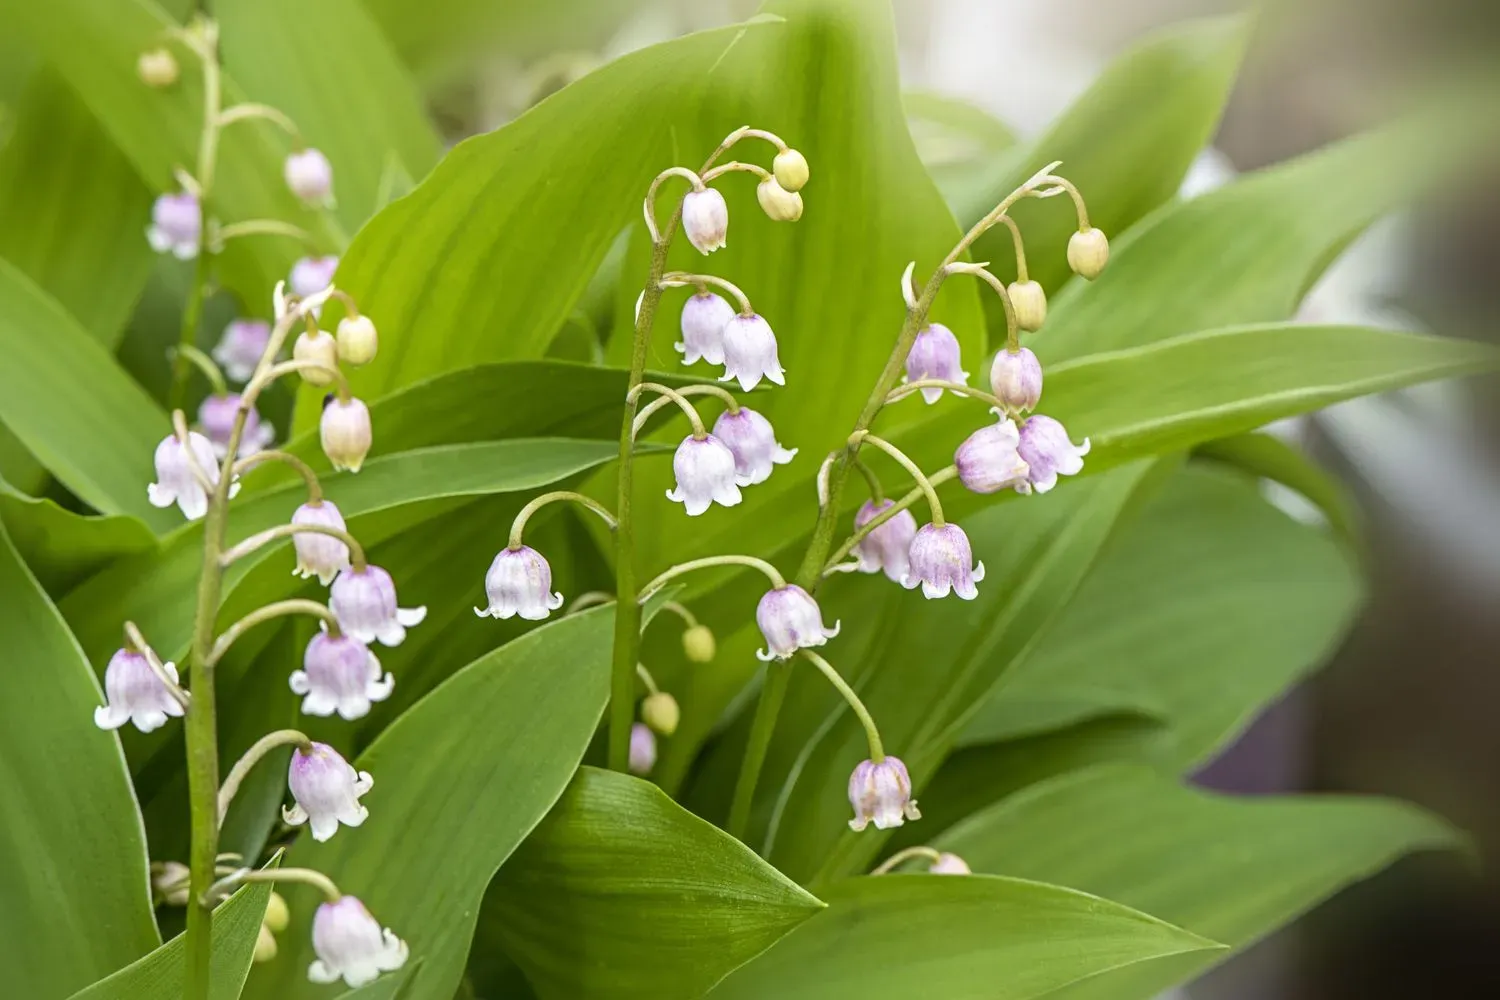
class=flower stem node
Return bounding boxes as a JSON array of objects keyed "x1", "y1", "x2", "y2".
[
  {"x1": 713, "y1": 406, "x2": 797, "y2": 486},
  {"x1": 628, "y1": 722, "x2": 657, "y2": 776},
  {"x1": 756, "y1": 178, "x2": 804, "y2": 222},
  {"x1": 682, "y1": 187, "x2": 729, "y2": 254},
  {"x1": 293, "y1": 328, "x2": 340, "y2": 386},
  {"x1": 1066, "y1": 227, "x2": 1110, "y2": 280},
  {"x1": 641, "y1": 691, "x2": 681, "y2": 736},
  {"x1": 330, "y1": 565, "x2": 427, "y2": 646},
  {"x1": 336, "y1": 315, "x2": 378, "y2": 367},
  {"x1": 848, "y1": 756, "x2": 920, "y2": 832},
  {"x1": 955, "y1": 415, "x2": 1030, "y2": 494},
  {"x1": 320, "y1": 397, "x2": 372, "y2": 473},
  {"x1": 291, "y1": 632, "x2": 393, "y2": 721},
  {"x1": 756, "y1": 584, "x2": 840, "y2": 661},
  {"x1": 1007, "y1": 279, "x2": 1047, "y2": 332},
  {"x1": 148, "y1": 431, "x2": 237, "y2": 520},
  {"x1": 903, "y1": 523, "x2": 985, "y2": 600},
  {"x1": 929, "y1": 852, "x2": 971, "y2": 875},
  {"x1": 213, "y1": 319, "x2": 272, "y2": 383},
  {"x1": 903, "y1": 324, "x2": 968, "y2": 404},
  {"x1": 290, "y1": 255, "x2": 340, "y2": 299},
  {"x1": 682, "y1": 623, "x2": 717, "y2": 663},
  {"x1": 200, "y1": 393, "x2": 274, "y2": 459},
  {"x1": 146, "y1": 192, "x2": 201, "y2": 259},
  {"x1": 665, "y1": 434, "x2": 742, "y2": 515},
  {"x1": 308, "y1": 896, "x2": 409, "y2": 988},
  {"x1": 94, "y1": 649, "x2": 185, "y2": 733},
  {"x1": 719, "y1": 313, "x2": 786, "y2": 391},
  {"x1": 853, "y1": 499, "x2": 918, "y2": 583},
  {"x1": 989, "y1": 347, "x2": 1043, "y2": 412},
  {"x1": 676, "y1": 291, "x2": 733, "y2": 366},
  {"x1": 291, "y1": 500, "x2": 352, "y2": 584},
  {"x1": 285, "y1": 148, "x2": 335, "y2": 208},
  {"x1": 283, "y1": 741, "x2": 373, "y2": 842},
  {"x1": 137, "y1": 48, "x2": 179, "y2": 88},
  {"x1": 772, "y1": 147, "x2": 810, "y2": 192},
  {"x1": 1015, "y1": 414, "x2": 1090, "y2": 493},
  {"x1": 476, "y1": 545, "x2": 563, "y2": 621},
  {"x1": 265, "y1": 892, "x2": 291, "y2": 933}
]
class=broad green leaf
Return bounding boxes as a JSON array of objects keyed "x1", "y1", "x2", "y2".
[
  {"x1": 330, "y1": 965, "x2": 417, "y2": 1000},
  {"x1": 242, "y1": 605, "x2": 625, "y2": 1000},
  {"x1": 67, "y1": 870, "x2": 274, "y2": 1000},
  {"x1": 0, "y1": 519, "x2": 158, "y2": 999},
  {"x1": 936, "y1": 766, "x2": 1460, "y2": 1000},
  {"x1": 707, "y1": 874, "x2": 1220, "y2": 1000},
  {"x1": 0, "y1": 477, "x2": 157, "y2": 596},
  {"x1": 491, "y1": 767, "x2": 823, "y2": 1000},
  {"x1": 0, "y1": 258, "x2": 172, "y2": 528},
  {"x1": 903, "y1": 90, "x2": 1017, "y2": 217},
  {"x1": 216, "y1": 0, "x2": 442, "y2": 232},
  {"x1": 1195, "y1": 431, "x2": 1360, "y2": 546}
]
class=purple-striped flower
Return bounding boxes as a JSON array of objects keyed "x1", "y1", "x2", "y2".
[
  {"x1": 329, "y1": 565, "x2": 426, "y2": 646},
  {"x1": 676, "y1": 291, "x2": 733, "y2": 366},
  {"x1": 848, "y1": 756, "x2": 920, "y2": 831},
  {"x1": 290, "y1": 632, "x2": 392, "y2": 721},
  {"x1": 283, "y1": 741, "x2": 372, "y2": 842},
  {"x1": 476, "y1": 545, "x2": 562, "y2": 621},
  {"x1": 307, "y1": 896, "x2": 408, "y2": 988},
  {"x1": 1016, "y1": 415, "x2": 1090, "y2": 494},
  {"x1": 755, "y1": 584, "x2": 839, "y2": 661},
  {"x1": 852, "y1": 500, "x2": 917, "y2": 583},
  {"x1": 198, "y1": 393, "x2": 274, "y2": 459},
  {"x1": 989, "y1": 347, "x2": 1043, "y2": 412},
  {"x1": 665, "y1": 435, "x2": 742, "y2": 516},
  {"x1": 94, "y1": 649, "x2": 183, "y2": 733},
  {"x1": 146, "y1": 192, "x2": 200, "y2": 259},
  {"x1": 955, "y1": 415, "x2": 1029, "y2": 494},
  {"x1": 903, "y1": 523, "x2": 985, "y2": 600},
  {"x1": 291, "y1": 500, "x2": 351, "y2": 585},
  {"x1": 213, "y1": 319, "x2": 271, "y2": 382},
  {"x1": 321, "y1": 397, "x2": 372, "y2": 473},
  {"x1": 713, "y1": 407, "x2": 796, "y2": 486},
  {"x1": 902, "y1": 324, "x2": 967, "y2": 404},
  {"x1": 719, "y1": 314, "x2": 785, "y2": 391},
  {"x1": 682, "y1": 188, "x2": 728, "y2": 254}
]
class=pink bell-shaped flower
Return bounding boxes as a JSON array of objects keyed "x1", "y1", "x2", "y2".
[
  {"x1": 848, "y1": 756, "x2": 920, "y2": 831},
  {"x1": 93, "y1": 649, "x2": 184, "y2": 733},
  {"x1": 676, "y1": 291, "x2": 733, "y2": 366},
  {"x1": 682, "y1": 188, "x2": 728, "y2": 254},
  {"x1": 1015, "y1": 414, "x2": 1090, "y2": 494},
  {"x1": 283, "y1": 741, "x2": 372, "y2": 842},
  {"x1": 290, "y1": 632, "x2": 392, "y2": 721},
  {"x1": 852, "y1": 500, "x2": 918, "y2": 583},
  {"x1": 307, "y1": 896, "x2": 408, "y2": 988},
  {"x1": 989, "y1": 347, "x2": 1043, "y2": 412},
  {"x1": 755, "y1": 584, "x2": 840, "y2": 661},
  {"x1": 476, "y1": 545, "x2": 563, "y2": 621},
  {"x1": 329, "y1": 565, "x2": 427, "y2": 647},
  {"x1": 719, "y1": 313, "x2": 786, "y2": 391},
  {"x1": 146, "y1": 192, "x2": 201, "y2": 259},
  {"x1": 198, "y1": 393, "x2": 274, "y2": 459},
  {"x1": 955, "y1": 414, "x2": 1030, "y2": 494},
  {"x1": 902, "y1": 324, "x2": 967, "y2": 404},
  {"x1": 212, "y1": 318, "x2": 271, "y2": 382},
  {"x1": 712, "y1": 407, "x2": 796, "y2": 486},
  {"x1": 902, "y1": 522, "x2": 985, "y2": 600},
  {"x1": 665, "y1": 435, "x2": 742, "y2": 516},
  {"x1": 147, "y1": 431, "x2": 236, "y2": 520}
]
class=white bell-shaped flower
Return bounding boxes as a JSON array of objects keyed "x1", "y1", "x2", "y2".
[
  {"x1": 955, "y1": 414, "x2": 1030, "y2": 495},
  {"x1": 712, "y1": 407, "x2": 796, "y2": 486},
  {"x1": 329, "y1": 565, "x2": 427, "y2": 646},
  {"x1": 307, "y1": 896, "x2": 408, "y2": 988},
  {"x1": 675, "y1": 291, "x2": 733, "y2": 366},
  {"x1": 665, "y1": 435, "x2": 742, "y2": 516},
  {"x1": 475, "y1": 545, "x2": 563, "y2": 621},
  {"x1": 682, "y1": 188, "x2": 728, "y2": 254},
  {"x1": 147, "y1": 431, "x2": 236, "y2": 520},
  {"x1": 291, "y1": 500, "x2": 351, "y2": 585},
  {"x1": 852, "y1": 500, "x2": 918, "y2": 583},
  {"x1": 903, "y1": 522, "x2": 985, "y2": 600},
  {"x1": 94, "y1": 649, "x2": 184, "y2": 733},
  {"x1": 290, "y1": 632, "x2": 392, "y2": 721},
  {"x1": 283, "y1": 741, "x2": 372, "y2": 842},
  {"x1": 719, "y1": 313, "x2": 785, "y2": 391},
  {"x1": 755, "y1": 584, "x2": 840, "y2": 661},
  {"x1": 848, "y1": 756, "x2": 920, "y2": 832},
  {"x1": 1016, "y1": 414, "x2": 1090, "y2": 494}
]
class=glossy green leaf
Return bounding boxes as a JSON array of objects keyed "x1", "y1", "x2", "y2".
[
  {"x1": 0, "y1": 477, "x2": 157, "y2": 596},
  {"x1": 708, "y1": 874, "x2": 1220, "y2": 1000},
  {"x1": 903, "y1": 90, "x2": 1017, "y2": 217},
  {"x1": 491, "y1": 766, "x2": 822, "y2": 1000},
  {"x1": 0, "y1": 258, "x2": 172, "y2": 528},
  {"x1": 936, "y1": 766, "x2": 1460, "y2": 1000},
  {"x1": 0, "y1": 519, "x2": 158, "y2": 999},
  {"x1": 1195, "y1": 431, "x2": 1360, "y2": 546},
  {"x1": 242, "y1": 605, "x2": 624, "y2": 1000}
]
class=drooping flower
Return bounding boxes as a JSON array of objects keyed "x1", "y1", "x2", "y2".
[
  {"x1": 307, "y1": 896, "x2": 408, "y2": 988},
  {"x1": 628, "y1": 722, "x2": 657, "y2": 776},
  {"x1": 283, "y1": 741, "x2": 372, "y2": 842},
  {"x1": 290, "y1": 255, "x2": 340, "y2": 299},
  {"x1": 475, "y1": 545, "x2": 563, "y2": 621},
  {"x1": 1067, "y1": 227, "x2": 1110, "y2": 279},
  {"x1": 290, "y1": 632, "x2": 392, "y2": 721},
  {"x1": 756, "y1": 178, "x2": 803, "y2": 221},
  {"x1": 336, "y1": 315, "x2": 378, "y2": 366},
  {"x1": 989, "y1": 347, "x2": 1043, "y2": 412},
  {"x1": 665, "y1": 435, "x2": 741, "y2": 516},
  {"x1": 903, "y1": 324, "x2": 968, "y2": 403},
  {"x1": 321, "y1": 397, "x2": 372, "y2": 473},
  {"x1": 773, "y1": 147, "x2": 810, "y2": 192},
  {"x1": 94, "y1": 648, "x2": 184, "y2": 733},
  {"x1": 928, "y1": 852, "x2": 971, "y2": 875},
  {"x1": 1015, "y1": 414, "x2": 1090, "y2": 494},
  {"x1": 137, "y1": 48, "x2": 178, "y2": 88},
  {"x1": 681, "y1": 624, "x2": 716, "y2": 663},
  {"x1": 285, "y1": 148, "x2": 335, "y2": 207},
  {"x1": 755, "y1": 584, "x2": 840, "y2": 661},
  {"x1": 719, "y1": 313, "x2": 785, "y2": 391},
  {"x1": 903, "y1": 522, "x2": 985, "y2": 600},
  {"x1": 852, "y1": 499, "x2": 918, "y2": 583},
  {"x1": 198, "y1": 393, "x2": 274, "y2": 459},
  {"x1": 641, "y1": 691, "x2": 680, "y2": 736},
  {"x1": 682, "y1": 188, "x2": 728, "y2": 254},
  {"x1": 291, "y1": 500, "x2": 351, "y2": 585},
  {"x1": 712, "y1": 407, "x2": 797, "y2": 486},
  {"x1": 146, "y1": 192, "x2": 200, "y2": 259},
  {"x1": 213, "y1": 319, "x2": 272, "y2": 383},
  {"x1": 329, "y1": 565, "x2": 427, "y2": 646},
  {"x1": 1007, "y1": 280, "x2": 1047, "y2": 332},
  {"x1": 675, "y1": 291, "x2": 733, "y2": 366},
  {"x1": 848, "y1": 756, "x2": 920, "y2": 832},
  {"x1": 955, "y1": 415, "x2": 1030, "y2": 494},
  {"x1": 292, "y1": 328, "x2": 339, "y2": 385},
  {"x1": 147, "y1": 431, "x2": 236, "y2": 520}
]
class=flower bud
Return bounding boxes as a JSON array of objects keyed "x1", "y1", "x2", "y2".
[
  {"x1": 682, "y1": 188, "x2": 728, "y2": 254},
  {"x1": 330, "y1": 564, "x2": 426, "y2": 647},
  {"x1": 265, "y1": 892, "x2": 291, "y2": 933},
  {"x1": 1007, "y1": 279, "x2": 1047, "y2": 331},
  {"x1": 756, "y1": 584, "x2": 840, "y2": 661},
  {"x1": 712, "y1": 406, "x2": 797, "y2": 487},
  {"x1": 773, "y1": 148, "x2": 810, "y2": 192},
  {"x1": 903, "y1": 522, "x2": 985, "y2": 600},
  {"x1": 756, "y1": 178, "x2": 803, "y2": 222},
  {"x1": 307, "y1": 896, "x2": 408, "y2": 988},
  {"x1": 213, "y1": 318, "x2": 272, "y2": 383},
  {"x1": 1066, "y1": 227, "x2": 1109, "y2": 280},
  {"x1": 285, "y1": 148, "x2": 335, "y2": 208},
  {"x1": 475, "y1": 545, "x2": 563, "y2": 621},
  {"x1": 336, "y1": 315, "x2": 378, "y2": 367},
  {"x1": 852, "y1": 499, "x2": 918, "y2": 583},
  {"x1": 675, "y1": 291, "x2": 733, "y2": 367},
  {"x1": 989, "y1": 347, "x2": 1043, "y2": 412},
  {"x1": 628, "y1": 722, "x2": 657, "y2": 776},
  {"x1": 147, "y1": 431, "x2": 235, "y2": 520},
  {"x1": 903, "y1": 324, "x2": 968, "y2": 403},
  {"x1": 1016, "y1": 414, "x2": 1090, "y2": 494},
  {"x1": 146, "y1": 192, "x2": 200, "y2": 259},
  {"x1": 642, "y1": 691, "x2": 680, "y2": 736},
  {"x1": 291, "y1": 499, "x2": 352, "y2": 585},
  {"x1": 137, "y1": 48, "x2": 178, "y2": 88},
  {"x1": 719, "y1": 313, "x2": 785, "y2": 391},
  {"x1": 955, "y1": 415, "x2": 1030, "y2": 495},
  {"x1": 254, "y1": 924, "x2": 279, "y2": 963},
  {"x1": 929, "y1": 851, "x2": 971, "y2": 875},
  {"x1": 682, "y1": 624, "x2": 716, "y2": 663},
  {"x1": 293, "y1": 328, "x2": 339, "y2": 385},
  {"x1": 283, "y1": 741, "x2": 372, "y2": 842},
  {"x1": 152, "y1": 861, "x2": 191, "y2": 906},
  {"x1": 848, "y1": 756, "x2": 920, "y2": 832},
  {"x1": 291, "y1": 631, "x2": 392, "y2": 721},
  {"x1": 290, "y1": 255, "x2": 339, "y2": 299},
  {"x1": 320, "y1": 397, "x2": 372, "y2": 473},
  {"x1": 198, "y1": 393, "x2": 274, "y2": 459},
  {"x1": 665, "y1": 434, "x2": 742, "y2": 516}
]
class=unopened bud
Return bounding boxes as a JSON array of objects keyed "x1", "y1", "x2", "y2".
[
  {"x1": 929, "y1": 851, "x2": 971, "y2": 874},
  {"x1": 320, "y1": 397, "x2": 373, "y2": 473},
  {"x1": 138, "y1": 48, "x2": 179, "y2": 88},
  {"x1": 773, "y1": 148, "x2": 810, "y2": 192},
  {"x1": 254, "y1": 923, "x2": 278, "y2": 963},
  {"x1": 628, "y1": 722, "x2": 657, "y2": 776},
  {"x1": 1066, "y1": 227, "x2": 1109, "y2": 280},
  {"x1": 989, "y1": 347, "x2": 1043, "y2": 412},
  {"x1": 293, "y1": 329, "x2": 339, "y2": 385},
  {"x1": 152, "y1": 860, "x2": 191, "y2": 906},
  {"x1": 1007, "y1": 280, "x2": 1047, "y2": 332},
  {"x1": 336, "y1": 314, "x2": 378, "y2": 366},
  {"x1": 682, "y1": 624, "x2": 716, "y2": 663},
  {"x1": 756, "y1": 178, "x2": 803, "y2": 222},
  {"x1": 264, "y1": 891, "x2": 290, "y2": 933},
  {"x1": 642, "y1": 691, "x2": 680, "y2": 736}
]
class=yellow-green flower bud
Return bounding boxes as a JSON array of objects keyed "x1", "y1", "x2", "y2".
[
  {"x1": 137, "y1": 48, "x2": 179, "y2": 89},
  {"x1": 1066, "y1": 227, "x2": 1109, "y2": 280},
  {"x1": 756, "y1": 179, "x2": 804, "y2": 222},
  {"x1": 264, "y1": 891, "x2": 290, "y2": 933},
  {"x1": 293, "y1": 328, "x2": 339, "y2": 385},
  {"x1": 254, "y1": 923, "x2": 278, "y2": 963},
  {"x1": 1007, "y1": 280, "x2": 1047, "y2": 332},
  {"x1": 682, "y1": 624, "x2": 716, "y2": 663},
  {"x1": 642, "y1": 691, "x2": 680, "y2": 736},
  {"x1": 336, "y1": 315, "x2": 378, "y2": 367},
  {"x1": 773, "y1": 148, "x2": 810, "y2": 192}
]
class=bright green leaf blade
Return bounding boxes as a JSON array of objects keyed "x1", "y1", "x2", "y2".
[
  {"x1": 904, "y1": 89, "x2": 1017, "y2": 234},
  {"x1": 491, "y1": 766, "x2": 823, "y2": 1000},
  {"x1": 708, "y1": 874, "x2": 1220, "y2": 1000},
  {"x1": 1195, "y1": 431, "x2": 1361, "y2": 547},
  {"x1": 0, "y1": 258, "x2": 172, "y2": 527},
  {"x1": 329, "y1": 965, "x2": 417, "y2": 1000},
  {"x1": 936, "y1": 766, "x2": 1460, "y2": 1000},
  {"x1": 242, "y1": 606, "x2": 623, "y2": 1000},
  {"x1": 0, "y1": 477, "x2": 158, "y2": 596},
  {"x1": 0, "y1": 519, "x2": 158, "y2": 999}
]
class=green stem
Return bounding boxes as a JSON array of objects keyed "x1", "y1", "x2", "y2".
[
  {"x1": 206, "y1": 867, "x2": 341, "y2": 905},
  {"x1": 870, "y1": 845, "x2": 943, "y2": 875},
  {"x1": 639, "y1": 554, "x2": 786, "y2": 598},
  {"x1": 801, "y1": 650, "x2": 884, "y2": 761},
  {"x1": 207, "y1": 599, "x2": 340, "y2": 668},
  {"x1": 217, "y1": 729, "x2": 312, "y2": 823},
  {"x1": 218, "y1": 522, "x2": 366, "y2": 572},
  {"x1": 824, "y1": 466, "x2": 956, "y2": 571},
  {"x1": 850, "y1": 431, "x2": 945, "y2": 526},
  {"x1": 509, "y1": 491, "x2": 617, "y2": 549}
]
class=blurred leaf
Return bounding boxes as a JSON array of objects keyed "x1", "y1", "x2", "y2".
[
  {"x1": 1195, "y1": 431, "x2": 1360, "y2": 546},
  {"x1": 903, "y1": 90, "x2": 1017, "y2": 214},
  {"x1": 329, "y1": 966, "x2": 417, "y2": 1000},
  {"x1": 936, "y1": 766, "x2": 1461, "y2": 1000},
  {"x1": 0, "y1": 258, "x2": 173, "y2": 526},
  {"x1": 707, "y1": 874, "x2": 1220, "y2": 999},
  {"x1": 242, "y1": 605, "x2": 625, "y2": 1000},
  {"x1": 491, "y1": 767, "x2": 822, "y2": 1000},
  {"x1": 0, "y1": 477, "x2": 157, "y2": 596},
  {"x1": 215, "y1": 0, "x2": 441, "y2": 232},
  {"x1": 0, "y1": 519, "x2": 158, "y2": 999}
]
